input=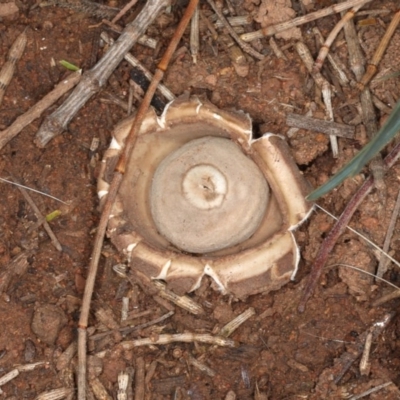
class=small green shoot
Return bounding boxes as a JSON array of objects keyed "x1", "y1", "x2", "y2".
[
  {"x1": 46, "y1": 209, "x2": 62, "y2": 222},
  {"x1": 59, "y1": 60, "x2": 80, "y2": 71},
  {"x1": 307, "y1": 100, "x2": 400, "y2": 201}
]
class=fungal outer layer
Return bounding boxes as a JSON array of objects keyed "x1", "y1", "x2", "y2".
[{"x1": 98, "y1": 96, "x2": 313, "y2": 299}]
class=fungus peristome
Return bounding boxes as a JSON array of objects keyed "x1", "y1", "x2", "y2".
[{"x1": 98, "y1": 96, "x2": 313, "y2": 299}]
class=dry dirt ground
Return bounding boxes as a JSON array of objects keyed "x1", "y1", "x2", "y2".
[{"x1": 1, "y1": 0, "x2": 400, "y2": 399}]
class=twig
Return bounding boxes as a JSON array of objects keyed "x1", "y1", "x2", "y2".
[
  {"x1": 111, "y1": 0, "x2": 138, "y2": 24},
  {"x1": 77, "y1": 2, "x2": 199, "y2": 399},
  {"x1": 299, "y1": 137, "x2": 400, "y2": 312},
  {"x1": 89, "y1": 377, "x2": 112, "y2": 400},
  {"x1": 186, "y1": 354, "x2": 216, "y2": 377},
  {"x1": 359, "y1": 331, "x2": 372, "y2": 375},
  {"x1": 0, "y1": 29, "x2": 27, "y2": 106},
  {"x1": 206, "y1": 0, "x2": 264, "y2": 60},
  {"x1": 0, "y1": 71, "x2": 81, "y2": 151},
  {"x1": 357, "y1": 10, "x2": 400, "y2": 90},
  {"x1": 0, "y1": 177, "x2": 66, "y2": 204},
  {"x1": 34, "y1": 388, "x2": 74, "y2": 400},
  {"x1": 240, "y1": 0, "x2": 373, "y2": 42},
  {"x1": 152, "y1": 280, "x2": 204, "y2": 315},
  {"x1": 349, "y1": 382, "x2": 394, "y2": 400},
  {"x1": 99, "y1": 33, "x2": 175, "y2": 102},
  {"x1": 313, "y1": 4, "x2": 364, "y2": 73},
  {"x1": 376, "y1": 186, "x2": 400, "y2": 278},
  {"x1": 11, "y1": 176, "x2": 63, "y2": 252},
  {"x1": 295, "y1": 42, "x2": 338, "y2": 157},
  {"x1": 219, "y1": 307, "x2": 255, "y2": 337},
  {"x1": 0, "y1": 369, "x2": 19, "y2": 387},
  {"x1": 343, "y1": 11, "x2": 365, "y2": 79},
  {"x1": 269, "y1": 37, "x2": 287, "y2": 60},
  {"x1": 312, "y1": 27, "x2": 349, "y2": 86},
  {"x1": 373, "y1": 288, "x2": 400, "y2": 307},
  {"x1": 286, "y1": 113, "x2": 354, "y2": 138},
  {"x1": 214, "y1": 15, "x2": 252, "y2": 28},
  {"x1": 90, "y1": 310, "x2": 174, "y2": 339},
  {"x1": 120, "y1": 333, "x2": 236, "y2": 349},
  {"x1": 134, "y1": 357, "x2": 145, "y2": 400},
  {"x1": 34, "y1": 0, "x2": 169, "y2": 147},
  {"x1": 190, "y1": 4, "x2": 199, "y2": 64}
]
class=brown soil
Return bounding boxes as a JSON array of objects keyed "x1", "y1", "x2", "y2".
[{"x1": 1, "y1": 0, "x2": 400, "y2": 399}]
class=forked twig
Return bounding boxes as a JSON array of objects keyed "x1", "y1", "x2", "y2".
[
  {"x1": 240, "y1": 0, "x2": 372, "y2": 42},
  {"x1": 35, "y1": 0, "x2": 169, "y2": 147},
  {"x1": 312, "y1": 4, "x2": 364, "y2": 73},
  {"x1": 299, "y1": 137, "x2": 400, "y2": 312},
  {"x1": 77, "y1": 1, "x2": 199, "y2": 398}
]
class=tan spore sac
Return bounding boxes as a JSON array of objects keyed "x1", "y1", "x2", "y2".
[
  {"x1": 98, "y1": 96, "x2": 313, "y2": 299},
  {"x1": 254, "y1": 0, "x2": 302, "y2": 40}
]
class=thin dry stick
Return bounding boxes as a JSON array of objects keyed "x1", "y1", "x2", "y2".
[
  {"x1": 190, "y1": 3, "x2": 200, "y2": 64},
  {"x1": 359, "y1": 331, "x2": 372, "y2": 375},
  {"x1": 312, "y1": 4, "x2": 363, "y2": 73},
  {"x1": 35, "y1": 0, "x2": 169, "y2": 148},
  {"x1": 34, "y1": 388, "x2": 74, "y2": 400},
  {"x1": 0, "y1": 29, "x2": 27, "y2": 106},
  {"x1": 152, "y1": 280, "x2": 204, "y2": 315},
  {"x1": 357, "y1": 10, "x2": 400, "y2": 90},
  {"x1": 120, "y1": 333, "x2": 236, "y2": 349},
  {"x1": 376, "y1": 187, "x2": 400, "y2": 278},
  {"x1": 312, "y1": 28, "x2": 349, "y2": 86},
  {"x1": 373, "y1": 288, "x2": 400, "y2": 307},
  {"x1": 343, "y1": 11, "x2": 365, "y2": 79},
  {"x1": 286, "y1": 113, "x2": 355, "y2": 138},
  {"x1": 0, "y1": 177, "x2": 67, "y2": 203},
  {"x1": 206, "y1": 0, "x2": 264, "y2": 60},
  {"x1": 298, "y1": 138, "x2": 400, "y2": 312},
  {"x1": 0, "y1": 71, "x2": 81, "y2": 150},
  {"x1": 11, "y1": 176, "x2": 62, "y2": 252},
  {"x1": 90, "y1": 310, "x2": 174, "y2": 339},
  {"x1": 349, "y1": 382, "x2": 394, "y2": 400},
  {"x1": 77, "y1": 2, "x2": 199, "y2": 399},
  {"x1": 134, "y1": 357, "x2": 145, "y2": 400},
  {"x1": 111, "y1": 0, "x2": 138, "y2": 24},
  {"x1": 100, "y1": 32, "x2": 175, "y2": 101},
  {"x1": 240, "y1": 0, "x2": 373, "y2": 42},
  {"x1": 219, "y1": 307, "x2": 255, "y2": 337},
  {"x1": 295, "y1": 42, "x2": 338, "y2": 157}
]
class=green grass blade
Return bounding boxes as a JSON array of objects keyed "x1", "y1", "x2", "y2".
[{"x1": 307, "y1": 100, "x2": 400, "y2": 201}]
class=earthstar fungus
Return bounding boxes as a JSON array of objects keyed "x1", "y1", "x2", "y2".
[{"x1": 98, "y1": 96, "x2": 313, "y2": 298}]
